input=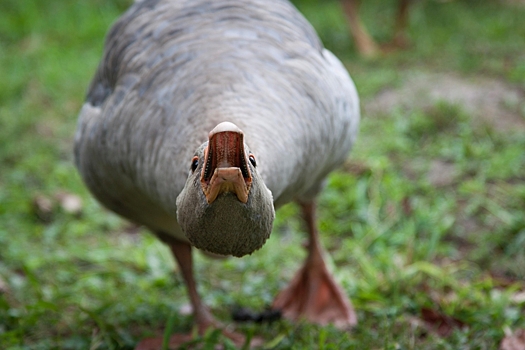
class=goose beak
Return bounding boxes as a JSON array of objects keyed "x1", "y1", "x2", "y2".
[{"x1": 200, "y1": 122, "x2": 253, "y2": 204}]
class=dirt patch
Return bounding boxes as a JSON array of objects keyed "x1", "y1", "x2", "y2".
[
  {"x1": 503, "y1": 0, "x2": 525, "y2": 6},
  {"x1": 363, "y1": 71, "x2": 525, "y2": 132},
  {"x1": 427, "y1": 160, "x2": 458, "y2": 188}
]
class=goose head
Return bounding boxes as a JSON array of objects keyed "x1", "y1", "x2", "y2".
[{"x1": 176, "y1": 122, "x2": 275, "y2": 257}]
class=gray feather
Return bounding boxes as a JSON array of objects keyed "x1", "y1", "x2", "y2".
[{"x1": 75, "y1": 0, "x2": 360, "y2": 248}]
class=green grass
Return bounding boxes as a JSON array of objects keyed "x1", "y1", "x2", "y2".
[{"x1": 1, "y1": 0, "x2": 525, "y2": 348}]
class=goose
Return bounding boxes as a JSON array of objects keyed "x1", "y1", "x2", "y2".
[{"x1": 75, "y1": 0, "x2": 360, "y2": 347}]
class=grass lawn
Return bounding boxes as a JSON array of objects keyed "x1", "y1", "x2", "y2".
[{"x1": 1, "y1": 0, "x2": 525, "y2": 348}]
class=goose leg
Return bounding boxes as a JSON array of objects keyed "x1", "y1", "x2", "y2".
[
  {"x1": 169, "y1": 241, "x2": 216, "y2": 332},
  {"x1": 381, "y1": 0, "x2": 411, "y2": 52},
  {"x1": 341, "y1": 0, "x2": 380, "y2": 58},
  {"x1": 341, "y1": 0, "x2": 412, "y2": 56},
  {"x1": 135, "y1": 240, "x2": 246, "y2": 349},
  {"x1": 392, "y1": 0, "x2": 411, "y2": 48},
  {"x1": 272, "y1": 202, "x2": 357, "y2": 329}
]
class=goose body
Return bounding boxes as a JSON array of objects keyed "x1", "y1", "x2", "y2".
[{"x1": 75, "y1": 0, "x2": 360, "y2": 345}]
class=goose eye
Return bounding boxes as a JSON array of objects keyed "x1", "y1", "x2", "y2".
[
  {"x1": 191, "y1": 156, "x2": 199, "y2": 172},
  {"x1": 248, "y1": 154, "x2": 257, "y2": 167}
]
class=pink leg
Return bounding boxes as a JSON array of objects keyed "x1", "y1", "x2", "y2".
[
  {"x1": 169, "y1": 242, "x2": 216, "y2": 331},
  {"x1": 341, "y1": 0, "x2": 412, "y2": 57},
  {"x1": 394, "y1": 0, "x2": 411, "y2": 46},
  {"x1": 273, "y1": 202, "x2": 357, "y2": 329},
  {"x1": 341, "y1": 0, "x2": 380, "y2": 58},
  {"x1": 385, "y1": 0, "x2": 412, "y2": 50},
  {"x1": 135, "y1": 241, "x2": 247, "y2": 350}
]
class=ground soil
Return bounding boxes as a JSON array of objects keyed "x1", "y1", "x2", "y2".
[{"x1": 363, "y1": 71, "x2": 525, "y2": 132}]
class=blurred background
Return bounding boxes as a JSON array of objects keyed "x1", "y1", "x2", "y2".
[{"x1": 0, "y1": 0, "x2": 524, "y2": 348}]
